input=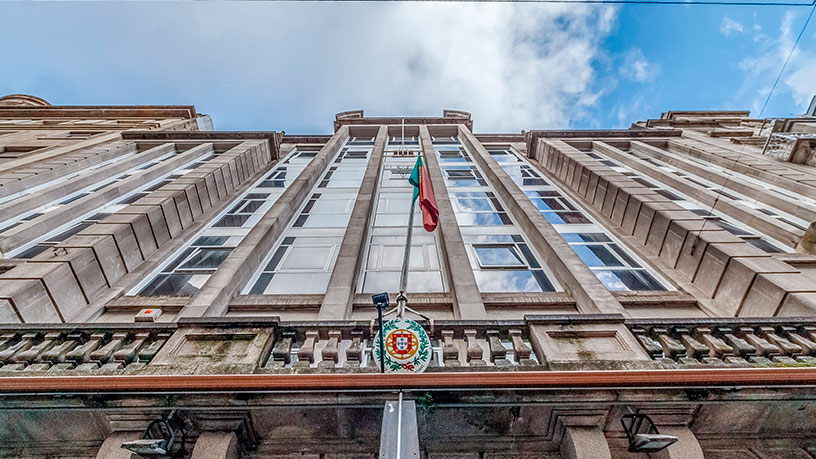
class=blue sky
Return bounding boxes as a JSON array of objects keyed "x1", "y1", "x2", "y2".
[{"x1": 0, "y1": 2, "x2": 814, "y2": 134}]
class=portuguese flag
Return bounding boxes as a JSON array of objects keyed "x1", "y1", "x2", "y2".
[{"x1": 408, "y1": 156, "x2": 439, "y2": 232}]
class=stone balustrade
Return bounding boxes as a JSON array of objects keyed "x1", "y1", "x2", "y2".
[
  {"x1": 629, "y1": 318, "x2": 816, "y2": 368},
  {"x1": 2, "y1": 317, "x2": 816, "y2": 376},
  {"x1": 261, "y1": 323, "x2": 540, "y2": 371},
  {"x1": 0, "y1": 325, "x2": 172, "y2": 373}
]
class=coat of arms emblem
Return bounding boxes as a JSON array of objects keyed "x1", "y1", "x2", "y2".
[{"x1": 372, "y1": 317, "x2": 431, "y2": 373}]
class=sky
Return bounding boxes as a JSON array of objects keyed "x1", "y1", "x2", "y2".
[{"x1": 0, "y1": 2, "x2": 814, "y2": 134}]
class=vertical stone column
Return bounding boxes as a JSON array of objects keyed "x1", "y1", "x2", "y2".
[
  {"x1": 319, "y1": 126, "x2": 387, "y2": 320},
  {"x1": 649, "y1": 426, "x2": 704, "y2": 459},
  {"x1": 458, "y1": 125, "x2": 625, "y2": 315},
  {"x1": 190, "y1": 431, "x2": 239, "y2": 459},
  {"x1": 419, "y1": 126, "x2": 486, "y2": 319},
  {"x1": 560, "y1": 426, "x2": 612, "y2": 459},
  {"x1": 95, "y1": 432, "x2": 140, "y2": 459},
  {"x1": 178, "y1": 126, "x2": 350, "y2": 318}
]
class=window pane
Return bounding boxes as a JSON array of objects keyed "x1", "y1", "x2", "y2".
[
  {"x1": 280, "y1": 246, "x2": 332, "y2": 270},
  {"x1": 572, "y1": 245, "x2": 624, "y2": 267},
  {"x1": 473, "y1": 270, "x2": 552, "y2": 292},
  {"x1": 474, "y1": 246, "x2": 525, "y2": 268},
  {"x1": 264, "y1": 272, "x2": 332, "y2": 294},
  {"x1": 178, "y1": 249, "x2": 232, "y2": 271},
  {"x1": 594, "y1": 270, "x2": 663, "y2": 291}
]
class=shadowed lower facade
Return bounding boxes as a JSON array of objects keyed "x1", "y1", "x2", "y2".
[{"x1": 1, "y1": 94, "x2": 816, "y2": 458}]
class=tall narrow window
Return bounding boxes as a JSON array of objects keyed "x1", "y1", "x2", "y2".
[
  {"x1": 487, "y1": 147, "x2": 667, "y2": 292},
  {"x1": 438, "y1": 138, "x2": 559, "y2": 293},
  {"x1": 134, "y1": 149, "x2": 316, "y2": 296},
  {"x1": 359, "y1": 141, "x2": 445, "y2": 294},
  {"x1": 245, "y1": 145, "x2": 370, "y2": 295}
]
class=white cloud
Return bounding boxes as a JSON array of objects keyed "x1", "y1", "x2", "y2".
[
  {"x1": 720, "y1": 16, "x2": 745, "y2": 36},
  {"x1": 0, "y1": 2, "x2": 618, "y2": 132},
  {"x1": 733, "y1": 10, "x2": 814, "y2": 115},
  {"x1": 620, "y1": 48, "x2": 659, "y2": 83}
]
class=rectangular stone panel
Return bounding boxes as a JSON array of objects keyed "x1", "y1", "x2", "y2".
[
  {"x1": 79, "y1": 223, "x2": 143, "y2": 272},
  {"x1": 713, "y1": 256, "x2": 798, "y2": 316},
  {"x1": 58, "y1": 234, "x2": 127, "y2": 287},
  {"x1": 0, "y1": 262, "x2": 85, "y2": 321},
  {"x1": 98, "y1": 213, "x2": 158, "y2": 259},
  {"x1": 0, "y1": 278, "x2": 60, "y2": 323},
  {"x1": 32, "y1": 246, "x2": 107, "y2": 303}
]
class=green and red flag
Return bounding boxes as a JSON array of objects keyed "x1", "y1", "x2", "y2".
[{"x1": 408, "y1": 156, "x2": 439, "y2": 232}]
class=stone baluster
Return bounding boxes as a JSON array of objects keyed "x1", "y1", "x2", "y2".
[
  {"x1": 294, "y1": 330, "x2": 318, "y2": 368},
  {"x1": 487, "y1": 330, "x2": 510, "y2": 366},
  {"x1": 759, "y1": 327, "x2": 802, "y2": 356},
  {"x1": 655, "y1": 328, "x2": 686, "y2": 360},
  {"x1": 345, "y1": 330, "x2": 363, "y2": 368},
  {"x1": 441, "y1": 330, "x2": 460, "y2": 367},
  {"x1": 0, "y1": 334, "x2": 17, "y2": 352},
  {"x1": 112, "y1": 332, "x2": 151, "y2": 366},
  {"x1": 675, "y1": 328, "x2": 708, "y2": 359},
  {"x1": 16, "y1": 332, "x2": 61, "y2": 364},
  {"x1": 266, "y1": 331, "x2": 295, "y2": 369},
  {"x1": 464, "y1": 329, "x2": 486, "y2": 366},
  {"x1": 0, "y1": 333, "x2": 34, "y2": 363},
  {"x1": 739, "y1": 327, "x2": 781, "y2": 357},
  {"x1": 631, "y1": 328, "x2": 662, "y2": 358},
  {"x1": 720, "y1": 328, "x2": 757, "y2": 357},
  {"x1": 318, "y1": 330, "x2": 341, "y2": 369},
  {"x1": 784, "y1": 327, "x2": 816, "y2": 356},
  {"x1": 40, "y1": 333, "x2": 82, "y2": 365},
  {"x1": 89, "y1": 332, "x2": 128, "y2": 365},
  {"x1": 694, "y1": 327, "x2": 734, "y2": 359},
  {"x1": 509, "y1": 329, "x2": 535, "y2": 365},
  {"x1": 67, "y1": 333, "x2": 105, "y2": 363},
  {"x1": 803, "y1": 326, "x2": 816, "y2": 343},
  {"x1": 138, "y1": 332, "x2": 172, "y2": 363}
]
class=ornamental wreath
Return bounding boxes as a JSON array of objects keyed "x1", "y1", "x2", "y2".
[{"x1": 373, "y1": 318, "x2": 432, "y2": 373}]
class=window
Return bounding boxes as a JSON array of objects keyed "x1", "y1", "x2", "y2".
[
  {"x1": 438, "y1": 148, "x2": 469, "y2": 162},
  {"x1": 464, "y1": 234, "x2": 555, "y2": 293},
  {"x1": 431, "y1": 136, "x2": 460, "y2": 145},
  {"x1": 442, "y1": 166, "x2": 487, "y2": 187},
  {"x1": 248, "y1": 236, "x2": 343, "y2": 294},
  {"x1": 135, "y1": 149, "x2": 318, "y2": 296},
  {"x1": 451, "y1": 191, "x2": 511, "y2": 226},
  {"x1": 486, "y1": 145, "x2": 667, "y2": 292},
  {"x1": 245, "y1": 141, "x2": 371, "y2": 295},
  {"x1": 360, "y1": 149, "x2": 446, "y2": 294}
]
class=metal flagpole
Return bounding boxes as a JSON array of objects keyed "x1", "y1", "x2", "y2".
[{"x1": 398, "y1": 119, "x2": 413, "y2": 318}]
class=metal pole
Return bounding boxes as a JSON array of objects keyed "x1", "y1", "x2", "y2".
[
  {"x1": 377, "y1": 305, "x2": 385, "y2": 373},
  {"x1": 395, "y1": 391, "x2": 403, "y2": 459},
  {"x1": 399, "y1": 197, "x2": 416, "y2": 295}
]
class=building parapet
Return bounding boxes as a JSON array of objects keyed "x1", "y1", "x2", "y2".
[{"x1": 0, "y1": 316, "x2": 814, "y2": 377}]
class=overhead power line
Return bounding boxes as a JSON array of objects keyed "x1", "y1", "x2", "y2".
[{"x1": 237, "y1": 0, "x2": 816, "y2": 5}]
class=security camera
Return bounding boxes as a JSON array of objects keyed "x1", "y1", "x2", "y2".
[
  {"x1": 630, "y1": 433, "x2": 678, "y2": 452},
  {"x1": 121, "y1": 438, "x2": 169, "y2": 456}
]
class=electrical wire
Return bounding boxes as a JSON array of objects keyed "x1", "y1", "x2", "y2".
[
  {"x1": 693, "y1": 1, "x2": 816, "y2": 248},
  {"x1": 231, "y1": 0, "x2": 816, "y2": 5}
]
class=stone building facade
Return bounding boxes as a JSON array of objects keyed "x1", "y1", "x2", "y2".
[{"x1": 1, "y1": 94, "x2": 816, "y2": 458}]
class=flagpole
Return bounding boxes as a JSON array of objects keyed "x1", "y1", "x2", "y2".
[{"x1": 398, "y1": 118, "x2": 413, "y2": 314}]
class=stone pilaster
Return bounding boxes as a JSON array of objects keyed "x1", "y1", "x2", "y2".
[
  {"x1": 95, "y1": 432, "x2": 140, "y2": 459},
  {"x1": 190, "y1": 432, "x2": 240, "y2": 459},
  {"x1": 319, "y1": 126, "x2": 386, "y2": 320},
  {"x1": 419, "y1": 125, "x2": 486, "y2": 319}
]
